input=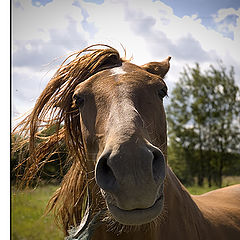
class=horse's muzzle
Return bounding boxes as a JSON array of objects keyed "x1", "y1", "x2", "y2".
[{"x1": 95, "y1": 141, "x2": 166, "y2": 225}]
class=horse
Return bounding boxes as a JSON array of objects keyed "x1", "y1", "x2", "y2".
[{"x1": 13, "y1": 44, "x2": 240, "y2": 239}]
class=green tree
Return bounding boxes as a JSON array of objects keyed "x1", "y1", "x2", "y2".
[{"x1": 167, "y1": 62, "x2": 240, "y2": 187}]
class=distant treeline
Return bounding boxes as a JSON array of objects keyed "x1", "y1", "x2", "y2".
[
  {"x1": 167, "y1": 62, "x2": 240, "y2": 187},
  {"x1": 168, "y1": 144, "x2": 240, "y2": 187}
]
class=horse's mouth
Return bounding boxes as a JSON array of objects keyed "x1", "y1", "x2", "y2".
[{"x1": 106, "y1": 193, "x2": 164, "y2": 226}]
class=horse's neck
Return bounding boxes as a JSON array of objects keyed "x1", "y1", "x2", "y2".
[
  {"x1": 161, "y1": 167, "x2": 204, "y2": 238},
  {"x1": 92, "y1": 167, "x2": 205, "y2": 240},
  {"x1": 164, "y1": 166, "x2": 195, "y2": 211}
]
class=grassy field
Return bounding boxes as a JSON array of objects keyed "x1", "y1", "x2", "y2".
[
  {"x1": 11, "y1": 185, "x2": 64, "y2": 240},
  {"x1": 12, "y1": 176, "x2": 240, "y2": 240}
]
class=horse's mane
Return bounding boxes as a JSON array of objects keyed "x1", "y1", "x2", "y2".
[{"x1": 12, "y1": 44, "x2": 124, "y2": 234}]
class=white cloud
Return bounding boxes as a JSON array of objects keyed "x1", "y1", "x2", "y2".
[
  {"x1": 13, "y1": 0, "x2": 87, "y2": 41},
  {"x1": 12, "y1": 0, "x2": 240, "y2": 120},
  {"x1": 213, "y1": 8, "x2": 240, "y2": 23},
  {"x1": 83, "y1": 0, "x2": 239, "y2": 66},
  {"x1": 213, "y1": 7, "x2": 240, "y2": 42}
]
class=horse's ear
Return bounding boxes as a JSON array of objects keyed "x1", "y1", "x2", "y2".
[{"x1": 140, "y1": 56, "x2": 171, "y2": 78}]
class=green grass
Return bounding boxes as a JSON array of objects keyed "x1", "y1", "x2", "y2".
[
  {"x1": 11, "y1": 176, "x2": 240, "y2": 239},
  {"x1": 11, "y1": 185, "x2": 64, "y2": 240},
  {"x1": 187, "y1": 176, "x2": 240, "y2": 195},
  {"x1": 187, "y1": 185, "x2": 219, "y2": 195}
]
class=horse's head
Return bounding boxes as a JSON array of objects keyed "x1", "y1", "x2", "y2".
[
  {"x1": 73, "y1": 56, "x2": 171, "y2": 225},
  {"x1": 13, "y1": 45, "x2": 171, "y2": 232}
]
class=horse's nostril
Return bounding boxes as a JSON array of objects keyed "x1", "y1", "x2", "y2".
[
  {"x1": 152, "y1": 149, "x2": 165, "y2": 184},
  {"x1": 95, "y1": 153, "x2": 117, "y2": 192}
]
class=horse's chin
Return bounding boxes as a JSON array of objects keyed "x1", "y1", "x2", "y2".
[{"x1": 106, "y1": 194, "x2": 164, "y2": 226}]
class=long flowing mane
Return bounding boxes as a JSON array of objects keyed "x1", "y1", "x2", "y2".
[{"x1": 12, "y1": 44, "x2": 124, "y2": 234}]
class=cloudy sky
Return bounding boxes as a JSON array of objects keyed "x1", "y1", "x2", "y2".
[{"x1": 12, "y1": 0, "x2": 240, "y2": 120}]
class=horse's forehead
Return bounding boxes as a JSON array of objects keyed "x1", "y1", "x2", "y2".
[
  {"x1": 105, "y1": 62, "x2": 138, "y2": 79},
  {"x1": 85, "y1": 62, "x2": 159, "y2": 96},
  {"x1": 95, "y1": 62, "x2": 151, "y2": 85},
  {"x1": 110, "y1": 66, "x2": 127, "y2": 77}
]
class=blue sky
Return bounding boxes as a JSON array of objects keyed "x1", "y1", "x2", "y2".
[
  {"x1": 161, "y1": 0, "x2": 239, "y2": 17},
  {"x1": 12, "y1": 0, "x2": 240, "y2": 120}
]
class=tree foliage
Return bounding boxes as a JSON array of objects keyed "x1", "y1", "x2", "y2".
[
  {"x1": 167, "y1": 62, "x2": 240, "y2": 187},
  {"x1": 11, "y1": 124, "x2": 68, "y2": 185}
]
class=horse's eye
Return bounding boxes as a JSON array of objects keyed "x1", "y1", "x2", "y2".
[
  {"x1": 158, "y1": 86, "x2": 168, "y2": 99},
  {"x1": 73, "y1": 94, "x2": 84, "y2": 108}
]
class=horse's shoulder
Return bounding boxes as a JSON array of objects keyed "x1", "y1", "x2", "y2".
[
  {"x1": 202, "y1": 184, "x2": 240, "y2": 200},
  {"x1": 193, "y1": 184, "x2": 240, "y2": 224}
]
